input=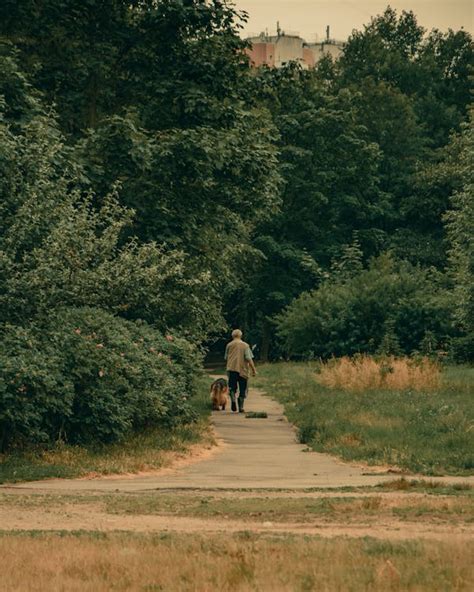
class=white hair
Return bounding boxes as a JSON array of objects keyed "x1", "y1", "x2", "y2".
[{"x1": 231, "y1": 329, "x2": 242, "y2": 339}]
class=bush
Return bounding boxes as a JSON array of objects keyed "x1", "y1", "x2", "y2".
[
  {"x1": 277, "y1": 254, "x2": 456, "y2": 358},
  {"x1": 0, "y1": 308, "x2": 202, "y2": 451},
  {"x1": 0, "y1": 325, "x2": 74, "y2": 451}
]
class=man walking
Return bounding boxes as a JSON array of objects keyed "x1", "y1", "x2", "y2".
[{"x1": 225, "y1": 329, "x2": 257, "y2": 413}]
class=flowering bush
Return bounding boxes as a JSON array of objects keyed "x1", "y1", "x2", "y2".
[{"x1": 0, "y1": 308, "x2": 202, "y2": 451}]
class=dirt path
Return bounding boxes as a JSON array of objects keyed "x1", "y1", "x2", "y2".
[
  {"x1": 1, "y1": 503, "x2": 472, "y2": 542},
  {"x1": 2, "y1": 386, "x2": 473, "y2": 494}
]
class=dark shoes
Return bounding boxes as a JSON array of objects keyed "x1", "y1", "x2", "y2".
[{"x1": 230, "y1": 393, "x2": 245, "y2": 413}]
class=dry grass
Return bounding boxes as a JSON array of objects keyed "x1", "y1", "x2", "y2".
[
  {"x1": 2, "y1": 490, "x2": 473, "y2": 526},
  {"x1": 1, "y1": 532, "x2": 472, "y2": 591},
  {"x1": 316, "y1": 356, "x2": 441, "y2": 392},
  {"x1": 0, "y1": 419, "x2": 214, "y2": 484}
]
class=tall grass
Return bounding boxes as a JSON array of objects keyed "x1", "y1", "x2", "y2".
[
  {"x1": 317, "y1": 356, "x2": 441, "y2": 392},
  {"x1": 1, "y1": 532, "x2": 472, "y2": 591}
]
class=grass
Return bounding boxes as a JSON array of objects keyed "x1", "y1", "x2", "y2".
[
  {"x1": 101, "y1": 493, "x2": 474, "y2": 525},
  {"x1": 379, "y1": 478, "x2": 473, "y2": 495},
  {"x1": 253, "y1": 361, "x2": 474, "y2": 475},
  {"x1": 317, "y1": 356, "x2": 441, "y2": 391},
  {"x1": 103, "y1": 493, "x2": 474, "y2": 525},
  {"x1": 0, "y1": 376, "x2": 213, "y2": 484},
  {"x1": 0, "y1": 531, "x2": 472, "y2": 591},
  {"x1": 2, "y1": 485, "x2": 473, "y2": 526}
]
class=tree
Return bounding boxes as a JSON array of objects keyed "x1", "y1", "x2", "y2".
[
  {"x1": 339, "y1": 8, "x2": 425, "y2": 93},
  {"x1": 337, "y1": 8, "x2": 473, "y2": 267},
  {"x1": 444, "y1": 113, "x2": 474, "y2": 360},
  {"x1": 235, "y1": 65, "x2": 387, "y2": 356},
  {"x1": 0, "y1": 0, "x2": 251, "y2": 134},
  {"x1": 0, "y1": 108, "x2": 219, "y2": 338},
  {"x1": 0, "y1": 0, "x2": 132, "y2": 132},
  {"x1": 416, "y1": 29, "x2": 473, "y2": 147},
  {"x1": 2, "y1": 2, "x2": 282, "y2": 337}
]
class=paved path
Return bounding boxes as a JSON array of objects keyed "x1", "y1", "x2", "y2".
[{"x1": 3, "y1": 387, "x2": 473, "y2": 493}]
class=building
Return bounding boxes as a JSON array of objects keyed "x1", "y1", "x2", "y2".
[
  {"x1": 306, "y1": 41, "x2": 344, "y2": 65},
  {"x1": 246, "y1": 25, "x2": 344, "y2": 69}
]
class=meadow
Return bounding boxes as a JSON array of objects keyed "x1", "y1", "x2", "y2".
[
  {"x1": 0, "y1": 531, "x2": 472, "y2": 592},
  {"x1": 253, "y1": 359, "x2": 474, "y2": 475}
]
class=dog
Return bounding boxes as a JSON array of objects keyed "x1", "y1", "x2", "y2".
[{"x1": 210, "y1": 378, "x2": 229, "y2": 411}]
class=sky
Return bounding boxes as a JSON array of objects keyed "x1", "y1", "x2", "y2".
[{"x1": 233, "y1": 1, "x2": 473, "y2": 42}]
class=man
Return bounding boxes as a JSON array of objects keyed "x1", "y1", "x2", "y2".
[{"x1": 224, "y1": 329, "x2": 257, "y2": 413}]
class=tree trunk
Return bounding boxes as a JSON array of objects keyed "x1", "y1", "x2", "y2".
[
  {"x1": 260, "y1": 319, "x2": 271, "y2": 362},
  {"x1": 87, "y1": 71, "x2": 99, "y2": 129}
]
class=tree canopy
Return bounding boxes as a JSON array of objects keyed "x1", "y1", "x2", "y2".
[{"x1": 0, "y1": 3, "x2": 472, "y2": 450}]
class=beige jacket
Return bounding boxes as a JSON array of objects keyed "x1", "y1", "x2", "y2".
[{"x1": 225, "y1": 339, "x2": 254, "y2": 379}]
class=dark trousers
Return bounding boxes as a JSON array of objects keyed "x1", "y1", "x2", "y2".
[{"x1": 227, "y1": 371, "x2": 248, "y2": 400}]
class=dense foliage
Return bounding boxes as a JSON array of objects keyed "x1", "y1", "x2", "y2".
[
  {"x1": 0, "y1": 54, "x2": 204, "y2": 450},
  {"x1": 0, "y1": 2, "x2": 472, "y2": 451},
  {"x1": 1, "y1": 309, "x2": 199, "y2": 450},
  {"x1": 277, "y1": 254, "x2": 455, "y2": 358},
  {"x1": 444, "y1": 113, "x2": 474, "y2": 360},
  {"x1": 242, "y1": 8, "x2": 472, "y2": 358},
  {"x1": 1, "y1": 0, "x2": 281, "y2": 339}
]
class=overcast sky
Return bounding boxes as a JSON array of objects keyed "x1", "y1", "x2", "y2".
[{"x1": 233, "y1": 1, "x2": 473, "y2": 41}]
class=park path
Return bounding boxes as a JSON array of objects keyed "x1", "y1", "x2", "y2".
[{"x1": 2, "y1": 385, "x2": 473, "y2": 494}]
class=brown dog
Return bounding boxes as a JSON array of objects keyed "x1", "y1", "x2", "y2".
[{"x1": 210, "y1": 378, "x2": 228, "y2": 411}]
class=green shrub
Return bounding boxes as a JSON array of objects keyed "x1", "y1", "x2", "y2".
[
  {"x1": 0, "y1": 325, "x2": 74, "y2": 451},
  {"x1": 0, "y1": 308, "x2": 202, "y2": 451},
  {"x1": 277, "y1": 254, "x2": 456, "y2": 358}
]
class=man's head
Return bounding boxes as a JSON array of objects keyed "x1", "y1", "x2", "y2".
[{"x1": 231, "y1": 329, "x2": 242, "y2": 339}]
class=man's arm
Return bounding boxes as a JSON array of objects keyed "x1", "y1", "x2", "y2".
[
  {"x1": 244, "y1": 346, "x2": 257, "y2": 376},
  {"x1": 248, "y1": 358, "x2": 257, "y2": 376}
]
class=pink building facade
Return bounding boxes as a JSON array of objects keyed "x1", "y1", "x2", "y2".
[{"x1": 246, "y1": 33, "x2": 343, "y2": 69}]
